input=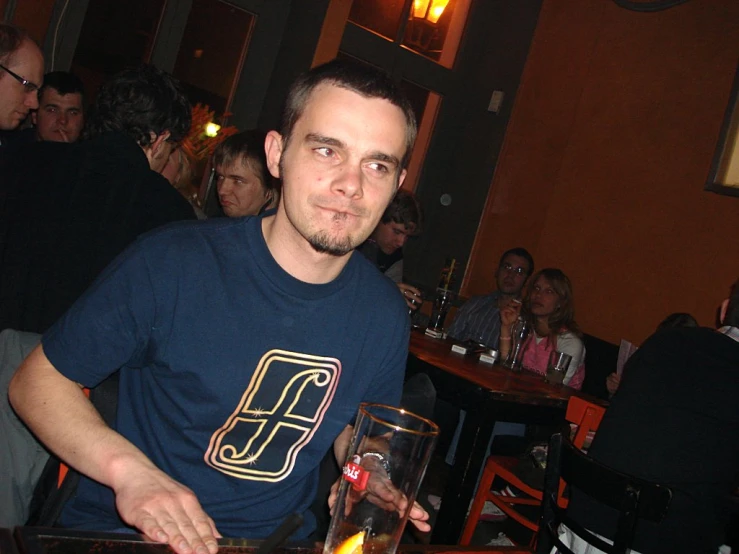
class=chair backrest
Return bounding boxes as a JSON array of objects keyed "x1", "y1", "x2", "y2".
[
  {"x1": 536, "y1": 433, "x2": 672, "y2": 554},
  {"x1": 565, "y1": 396, "x2": 606, "y2": 449}
]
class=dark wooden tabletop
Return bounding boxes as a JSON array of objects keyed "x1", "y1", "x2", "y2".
[
  {"x1": 406, "y1": 329, "x2": 605, "y2": 544},
  {"x1": 9, "y1": 528, "x2": 531, "y2": 554},
  {"x1": 409, "y1": 331, "x2": 584, "y2": 408}
]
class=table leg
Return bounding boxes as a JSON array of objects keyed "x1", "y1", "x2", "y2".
[{"x1": 430, "y1": 407, "x2": 496, "y2": 544}]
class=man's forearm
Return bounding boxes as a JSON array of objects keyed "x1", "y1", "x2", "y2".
[{"x1": 8, "y1": 344, "x2": 155, "y2": 490}]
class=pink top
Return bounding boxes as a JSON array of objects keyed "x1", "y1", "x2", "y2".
[{"x1": 520, "y1": 331, "x2": 585, "y2": 390}]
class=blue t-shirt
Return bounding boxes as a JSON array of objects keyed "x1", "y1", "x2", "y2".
[{"x1": 43, "y1": 215, "x2": 408, "y2": 539}]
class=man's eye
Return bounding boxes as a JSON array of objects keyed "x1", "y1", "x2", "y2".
[
  {"x1": 367, "y1": 162, "x2": 389, "y2": 173},
  {"x1": 69, "y1": 110, "x2": 80, "y2": 116},
  {"x1": 315, "y1": 147, "x2": 334, "y2": 157},
  {"x1": 46, "y1": 107, "x2": 56, "y2": 113}
]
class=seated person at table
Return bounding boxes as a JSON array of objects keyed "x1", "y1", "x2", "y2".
[
  {"x1": 605, "y1": 311, "x2": 698, "y2": 397},
  {"x1": 448, "y1": 247, "x2": 534, "y2": 349},
  {"x1": 357, "y1": 189, "x2": 423, "y2": 311},
  {"x1": 214, "y1": 129, "x2": 279, "y2": 218},
  {"x1": 564, "y1": 280, "x2": 739, "y2": 554},
  {"x1": 9, "y1": 60, "x2": 428, "y2": 553},
  {"x1": 499, "y1": 268, "x2": 585, "y2": 389}
]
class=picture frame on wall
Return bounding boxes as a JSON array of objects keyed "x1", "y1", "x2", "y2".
[{"x1": 706, "y1": 64, "x2": 739, "y2": 198}]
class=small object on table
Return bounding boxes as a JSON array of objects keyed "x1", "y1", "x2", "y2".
[
  {"x1": 545, "y1": 350, "x2": 572, "y2": 385},
  {"x1": 427, "y1": 287, "x2": 455, "y2": 332},
  {"x1": 425, "y1": 328, "x2": 446, "y2": 339},
  {"x1": 479, "y1": 349, "x2": 499, "y2": 365}
]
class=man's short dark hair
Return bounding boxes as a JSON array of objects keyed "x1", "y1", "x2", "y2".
[
  {"x1": 499, "y1": 247, "x2": 534, "y2": 277},
  {"x1": 380, "y1": 189, "x2": 422, "y2": 233},
  {"x1": 40, "y1": 71, "x2": 85, "y2": 102},
  {"x1": 280, "y1": 59, "x2": 417, "y2": 169},
  {"x1": 725, "y1": 279, "x2": 739, "y2": 328},
  {"x1": 84, "y1": 65, "x2": 191, "y2": 146},
  {"x1": 212, "y1": 129, "x2": 276, "y2": 195},
  {"x1": 0, "y1": 23, "x2": 29, "y2": 64}
]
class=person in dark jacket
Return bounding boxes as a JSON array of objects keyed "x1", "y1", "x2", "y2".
[{"x1": 0, "y1": 65, "x2": 196, "y2": 333}]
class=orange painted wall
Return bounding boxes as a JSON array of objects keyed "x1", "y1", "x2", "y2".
[{"x1": 464, "y1": 0, "x2": 739, "y2": 344}]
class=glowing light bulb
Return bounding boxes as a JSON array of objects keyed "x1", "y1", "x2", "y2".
[{"x1": 205, "y1": 122, "x2": 221, "y2": 137}]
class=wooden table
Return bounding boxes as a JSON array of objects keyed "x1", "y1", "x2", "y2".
[
  {"x1": 8, "y1": 528, "x2": 531, "y2": 554},
  {"x1": 407, "y1": 330, "x2": 603, "y2": 544}
]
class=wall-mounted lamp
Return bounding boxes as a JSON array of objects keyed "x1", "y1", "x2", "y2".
[
  {"x1": 204, "y1": 122, "x2": 221, "y2": 137},
  {"x1": 412, "y1": 0, "x2": 450, "y2": 25}
]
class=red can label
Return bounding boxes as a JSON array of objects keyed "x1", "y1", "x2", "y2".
[{"x1": 342, "y1": 459, "x2": 369, "y2": 491}]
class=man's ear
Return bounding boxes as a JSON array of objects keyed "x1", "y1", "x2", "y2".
[
  {"x1": 150, "y1": 131, "x2": 171, "y2": 155},
  {"x1": 396, "y1": 169, "x2": 407, "y2": 191},
  {"x1": 141, "y1": 131, "x2": 171, "y2": 168},
  {"x1": 719, "y1": 298, "x2": 730, "y2": 326},
  {"x1": 265, "y1": 131, "x2": 283, "y2": 179}
]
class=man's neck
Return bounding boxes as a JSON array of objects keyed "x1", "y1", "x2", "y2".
[{"x1": 261, "y1": 210, "x2": 352, "y2": 285}]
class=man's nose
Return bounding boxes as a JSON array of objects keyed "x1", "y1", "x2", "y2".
[
  {"x1": 395, "y1": 235, "x2": 407, "y2": 248},
  {"x1": 25, "y1": 91, "x2": 39, "y2": 110},
  {"x1": 331, "y1": 164, "x2": 363, "y2": 198},
  {"x1": 58, "y1": 112, "x2": 68, "y2": 125},
  {"x1": 217, "y1": 180, "x2": 232, "y2": 195}
]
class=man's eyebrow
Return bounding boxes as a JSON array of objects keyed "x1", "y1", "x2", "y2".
[
  {"x1": 43, "y1": 103, "x2": 61, "y2": 109},
  {"x1": 305, "y1": 133, "x2": 345, "y2": 149},
  {"x1": 367, "y1": 151, "x2": 400, "y2": 167}
]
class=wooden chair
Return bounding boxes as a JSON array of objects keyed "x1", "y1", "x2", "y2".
[
  {"x1": 460, "y1": 396, "x2": 606, "y2": 546},
  {"x1": 536, "y1": 432, "x2": 672, "y2": 554}
]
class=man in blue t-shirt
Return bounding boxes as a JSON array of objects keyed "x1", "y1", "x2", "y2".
[{"x1": 9, "y1": 60, "x2": 428, "y2": 554}]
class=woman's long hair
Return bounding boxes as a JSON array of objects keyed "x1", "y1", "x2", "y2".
[{"x1": 522, "y1": 268, "x2": 581, "y2": 345}]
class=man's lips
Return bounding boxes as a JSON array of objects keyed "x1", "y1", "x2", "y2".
[{"x1": 316, "y1": 205, "x2": 364, "y2": 218}]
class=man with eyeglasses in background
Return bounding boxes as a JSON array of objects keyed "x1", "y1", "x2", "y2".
[
  {"x1": 447, "y1": 247, "x2": 535, "y2": 350},
  {"x1": 0, "y1": 23, "x2": 43, "y2": 146}
]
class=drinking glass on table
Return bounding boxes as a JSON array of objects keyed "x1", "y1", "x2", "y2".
[
  {"x1": 427, "y1": 288, "x2": 455, "y2": 331},
  {"x1": 324, "y1": 403, "x2": 438, "y2": 554},
  {"x1": 502, "y1": 316, "x2": 529, "y2": 371},
  {"x1": 545, "y1": 350, "x2": 572, "y2": 385}
]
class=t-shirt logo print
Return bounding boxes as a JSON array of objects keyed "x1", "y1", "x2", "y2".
[{"x1": 205, "y1": 349, "x2": 341, "y2": 481}]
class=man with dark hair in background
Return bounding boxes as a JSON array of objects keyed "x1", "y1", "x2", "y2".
[
  {"x1": 563, "y1": 280, "x2": 739, "y2": 553},
  {"x1": 0, "y1": 23, "x2": 43, "y2": 142},
  {"x1": 357, "y1": 189, "x2": 423, "y2": 309},
  {"x1": 31, "y1": 71, "x2": 85, "y2": 143},
  {"x1": 0, "y1": 64, "x2": 196, "y2": 333},
  {"x1": 448, "y1": 247, "x2": 535, "y2": 349}
]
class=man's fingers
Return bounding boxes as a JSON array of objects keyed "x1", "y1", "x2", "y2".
[{"x1": 137, "y1": 514, "x2": 168, "y2": 543}]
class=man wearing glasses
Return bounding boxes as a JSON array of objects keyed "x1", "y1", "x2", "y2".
[
  {"x1": 447, "y1": 247, "x2": 534, "y2": 350},
  {"x1": 0, "y1": 23, "x2": 43, "y2": 139}
]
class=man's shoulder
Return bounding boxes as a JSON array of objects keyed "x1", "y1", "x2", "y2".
[
  {"x1": 348, "y1": 252, "x2": 408, "y2": 313},
  {"x1": 644, "y1": 326, "x2": 738, "y2": 354},
  {"x1": 462, "y1": 291, "x2": 500, "y2": 308},
  {"x1": 137, "y1": 216, "x2": 250, "y2": 249}
]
